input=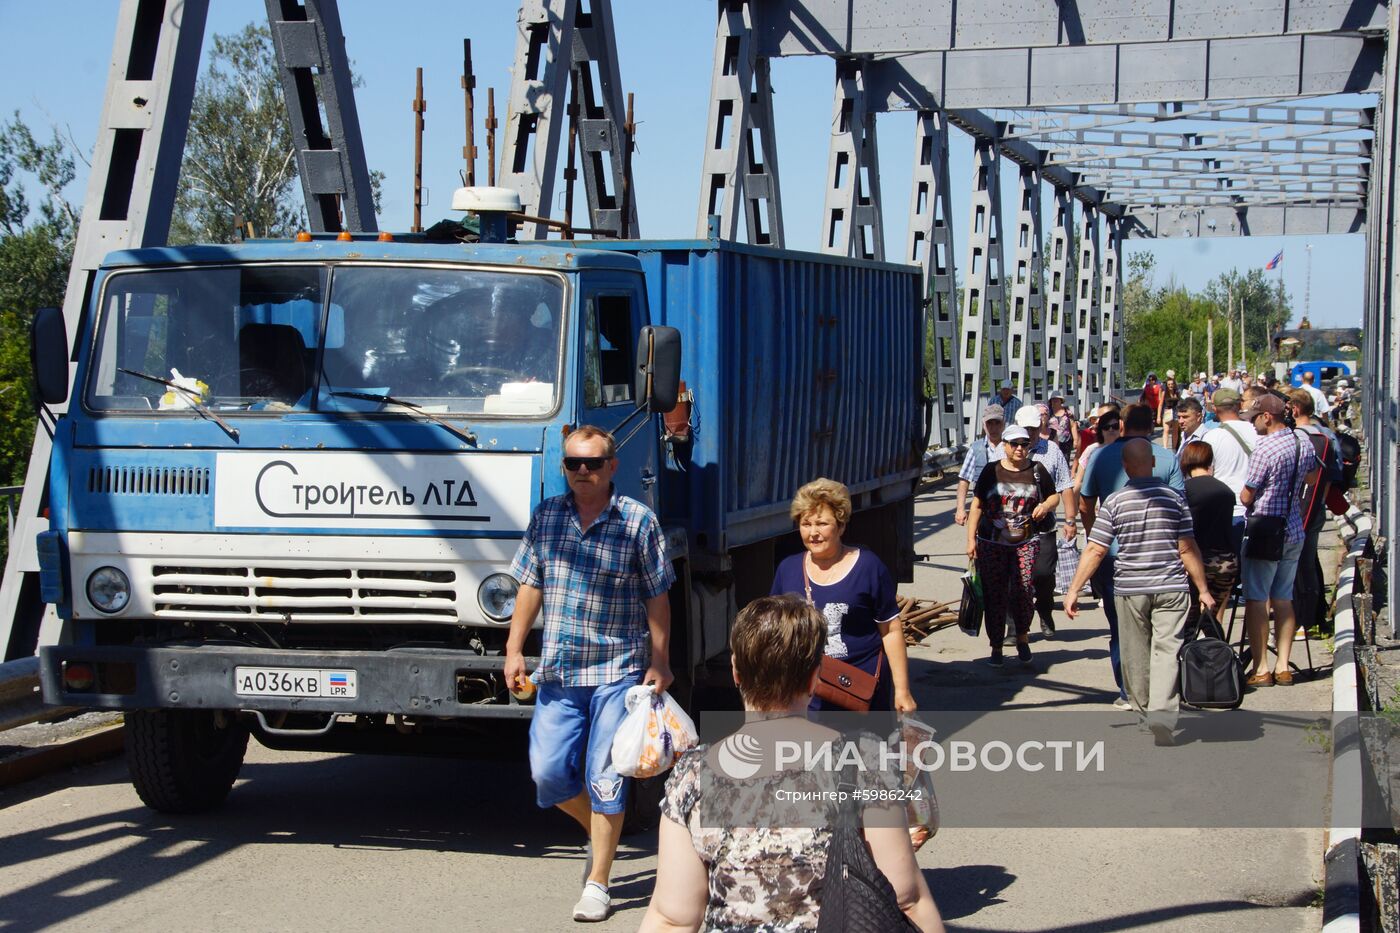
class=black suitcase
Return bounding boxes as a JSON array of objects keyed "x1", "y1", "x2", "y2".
[{"x1": 1178, "y1": 610, "x2": 1244, "y2": 710}]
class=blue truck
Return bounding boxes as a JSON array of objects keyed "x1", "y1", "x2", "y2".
[{"x1": 29, "y1": 195, "x2": 925, "y2": 812}]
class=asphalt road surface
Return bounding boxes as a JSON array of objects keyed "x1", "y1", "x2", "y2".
[{"x1": 0, "y1": 481, "x2": 1336, "y2": 932}]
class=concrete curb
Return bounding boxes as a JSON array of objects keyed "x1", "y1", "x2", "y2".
[
  {"x1": 1321, "y1": 508, "x2": 1370, "y2": 933},
  {"x1": 0, "y1": 723, "x2": 125, "y2": 789}
]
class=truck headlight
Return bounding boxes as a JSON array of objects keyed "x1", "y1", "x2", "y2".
[
  {"x1": 477, "y1": 573, "x2": 519, "y2": 622},
  {"x1": 86, "y1": 566, "x2": 131, "y2": 614}
]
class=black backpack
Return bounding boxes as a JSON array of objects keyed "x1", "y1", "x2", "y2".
[
  {"x1": 1334, "y1": 430, "x2": 1361, "y2": 490},
  {"x1": 1178, "y1": 610, "x2": 1244, "y2": 710}
]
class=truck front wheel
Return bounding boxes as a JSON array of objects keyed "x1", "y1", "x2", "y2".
[{"x1": 125, "y1": 710, "x2": 249, "y2": 813}]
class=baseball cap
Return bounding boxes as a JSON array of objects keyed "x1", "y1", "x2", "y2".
[
  {"x1": 1212, "y1": 387, "x2": 1241, "y2": 405},
  {"x1": 1015, "y1": 406, "x2": 1043, "y2": 428},
  {"x1": 1240, "y1": 394, "x2": 1284, "y2": 419},
  {"x1": 1165, "y1": 369, "x2": 1176, "y2": 379},
  {"x1": 1049, "y1": 392, "x2": 1065, "y2": 401},
  {"x1": 1337, "y1": 379, "x2": 1350, "y2": 388},
  {"x1": 981, "y1": 403, "x2": 1005, "y2": 422},
  {"x1": 1198, "y1": 372, "x2": 1207, "y2": 380},
  {"x1": 1002, "y1": 425, "x2": 1030, "y2": 443},
  {"x1": 999, "y1": 378, "x2": 1015, "y2": 390}
]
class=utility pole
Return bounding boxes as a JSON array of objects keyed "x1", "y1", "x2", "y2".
[
  {"x1": 1207, "y1": 313, "x2": 1215, "y2": 376},
  {"x1": 412, "y1": 67, "x2": 426, "y2": 233},
  {"x1": 462, "y1": 40, "x2": 476, "y2": 186},
  {"x1": 1305, "y1": 243, "x2": 1313, "y2": 324},
  {"x1": 1227, "y1": 282, "x2": 1234, "y2": 373}
]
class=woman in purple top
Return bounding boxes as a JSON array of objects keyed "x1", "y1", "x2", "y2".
[{"x1": 770, "y1": 478, "x2": 917, "y2": 713}]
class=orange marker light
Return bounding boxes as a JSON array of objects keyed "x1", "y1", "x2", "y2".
[
  {"x1": 378, "y1": 231, "x2": 394, "y2": 242},
  {"x1": 295, "y1": 231, "x2": 313, "y2": 242},
  {"x1": 336, "y1": 231, "x2": 352, "y2": 241}
]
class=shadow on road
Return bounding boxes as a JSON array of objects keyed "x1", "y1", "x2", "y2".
[{"x1": 0, "y1": 750, "x2": 659, "y2": 930}]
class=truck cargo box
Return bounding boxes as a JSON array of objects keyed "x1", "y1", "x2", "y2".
[{"x1": 576, "y1": 239, "x2": 925, "y2": 555}]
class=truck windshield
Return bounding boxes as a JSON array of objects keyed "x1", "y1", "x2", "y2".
[
  {"x1": 320, "y1": 266, "x2": 562, "y2": 415},
  {"x1": 86, "y1": 263, "x2": 564, "y2": 417},
  {"x1": 88, "y1": 265, "x2": 329, "y2": 412}
]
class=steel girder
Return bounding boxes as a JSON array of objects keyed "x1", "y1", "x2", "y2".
[
  {"x1": 753, "y1": 1, "x2": 1387, "y2": 57},
  {"x1": 1001, "y1": 101, "x2": 1373, "y2": 140},
  {"x1": 1074, "y1": 205, "x2": 1104, "y2": 414},
  {"x1": 906, "y1": 111, "x2": 962, "y2": 450},
  {"x1": 264, "y1": 0, "x2": 377, "y2": 233},
  {"x1": 1360, "y1": 2, "x2": 1400, "y2": 650},
  {"x1": 1044, "y1": 189, "x2": 1077, "y2": 404},
  {"x1": 958, "y1": 139, "x2": 1009, "y2": 440},
  {"x1": 821, "y1": 59, "x2": 884, "y2": 259},
  {"x1": 499, "y1": 0, "x2": 637, "y2": 238},
  {"x1": 1008, "y1": 166, "x2": 1047, "y2": 402},
  {"x1": 1100, "y1": 218, "x2": 1125, "y2": 402},
  {"x1": 697, "y1": 0, "x2": 785, "y2": 245},
  {"x1": 857, "y1": 36, "x2": 1381, "y2": 111},
  {"x1": 1, "y1": 0, "x2": 211, "y2": 661}
]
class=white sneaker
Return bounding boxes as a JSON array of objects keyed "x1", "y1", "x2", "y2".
[
  {"x1": 572, "y1": 881, "x2": 611, "y2": 923},
  {"x1": 1112, "y1": 697, "x2": 1133, "y2": 711}
]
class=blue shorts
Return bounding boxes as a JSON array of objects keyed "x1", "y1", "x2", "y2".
[
  {"x1": 528, "y1": 671, "x2": 641, "y2": 815},
  {"x1": 1242, "y1": 537, "x2": 1305, "y2": 602}
]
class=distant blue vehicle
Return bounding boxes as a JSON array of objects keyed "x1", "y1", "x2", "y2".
[{"x1": 1290, "y1": 360, "x2": 1353, "y2": 387}]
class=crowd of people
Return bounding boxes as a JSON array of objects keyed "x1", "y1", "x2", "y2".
[
  {"x1": 956, "y1": 368, "x2": 1350, "y2": 702},
  {"x1": 500, "y1": 361, "x2": 1355, "y2": 925}
]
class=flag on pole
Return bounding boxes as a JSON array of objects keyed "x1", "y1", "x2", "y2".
[{"x1": 1265, "y1": 249, "x2": 1283, "y2": 270}]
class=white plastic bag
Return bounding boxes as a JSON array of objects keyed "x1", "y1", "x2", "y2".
[{"x1": 610, "y1": 685, "x2": 698, "y2": 779}]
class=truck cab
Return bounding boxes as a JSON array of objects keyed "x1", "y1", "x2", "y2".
[{"x1": 31, "y1": 234, "x2": 681, "y2": 811}]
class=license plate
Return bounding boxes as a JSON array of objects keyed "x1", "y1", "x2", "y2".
[{"x1": 234, "y1": 666, "x2": 358, "y2": 699}]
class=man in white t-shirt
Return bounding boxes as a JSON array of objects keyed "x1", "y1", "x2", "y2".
[
  {"x1": 1298, "y1": 371, "x2": 1331, "y2": 417},
  {"x1": 1219, "y1": 370, "x2": 1244, "y2": 394},
  {"x1": 1203, "y1": 387, "x2": 1253, "y2": 556}
]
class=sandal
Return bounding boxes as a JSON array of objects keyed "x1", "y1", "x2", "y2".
[
  {"x1": 1274, "y1": 670, "x2": 1295, "y2": 686},
  {"x1": 1245, "y1": 672, "x2": 1274, "y2": 688}
]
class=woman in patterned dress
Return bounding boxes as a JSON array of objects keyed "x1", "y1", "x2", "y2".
[{"x1": 638, "y1": 595, "x2": 943, "y2": 932}]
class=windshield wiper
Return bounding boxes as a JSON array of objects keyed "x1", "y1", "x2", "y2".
[
  {"x1": 329, "y1": 390, "x2": 478, "y2": 446},
  {"x1": 118, "y1": 368, "x2": 239, "y2": 440}
]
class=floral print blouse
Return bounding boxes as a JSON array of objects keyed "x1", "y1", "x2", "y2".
[{"x1": 659, "y1": 734, "x2": 903, "y2": 932}]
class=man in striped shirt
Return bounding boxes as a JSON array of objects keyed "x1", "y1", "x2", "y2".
[{"x1": 1065, "y1": 440, "x2": 1215, "y2": 744}]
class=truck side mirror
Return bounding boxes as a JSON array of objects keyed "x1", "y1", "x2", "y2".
[
  {"x1": 635, "y1": 325, "x2": 681, "y2": 413},
  {"x1": 30, "y1": 306, "x2": 69, "y2": 406}
]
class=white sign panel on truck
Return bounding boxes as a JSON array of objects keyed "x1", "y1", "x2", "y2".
[{"x1": 213, "y1": 452, "x2": 534, "y2": 532}]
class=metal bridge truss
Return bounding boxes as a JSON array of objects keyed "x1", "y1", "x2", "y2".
[{"x1": 688, "y1": 0, "x2": 1383, "y2": 446}]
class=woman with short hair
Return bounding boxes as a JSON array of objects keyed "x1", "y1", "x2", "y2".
[
  {"x1": 639, "y1": 595, "x2": 944, "y2": 932},
  {"x1": 770, "y1": 478, "x2": 916, "y2": 713}
]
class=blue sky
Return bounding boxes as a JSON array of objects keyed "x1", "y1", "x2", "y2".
[{"x1": 0, "y1": 0, "x2": 1366, "y2": 326}]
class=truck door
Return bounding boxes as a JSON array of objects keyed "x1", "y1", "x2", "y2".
[{"x1": 580, "y1": 278, "x2": 657, "y2": 510}]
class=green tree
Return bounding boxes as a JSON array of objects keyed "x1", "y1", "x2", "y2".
[
  {"x1": 170, "y1": 24, "x2": 384, "y2": 244},
  {"x1": 0, "y1": 113, "x2": 77, "y2": 494},
  {"x1": 170, "y1": 25, "x2": 303, "y2": 243}
]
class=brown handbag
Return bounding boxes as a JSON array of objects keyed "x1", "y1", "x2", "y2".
[
  {"x1": 803, "y1": 554, "x2": 885, "y2": 712},
  {"x1": 815, "y1": 654, "x2": 883, "y2": 712}
]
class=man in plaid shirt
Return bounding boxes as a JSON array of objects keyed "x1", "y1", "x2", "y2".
[
  {"x1": 1238, "y1": 393, "x2": 1320, "y2": 688},
  {"x1": 504, "y1": 425, "x2": 674, "y2": 922}
]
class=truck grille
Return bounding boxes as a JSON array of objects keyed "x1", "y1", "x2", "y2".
[
  {"x1": 150, "y1": 565, "x2": 458, "y2": 622},
  {"x1": 88, "y1": 466, "x2": 210, "y2": 496}
]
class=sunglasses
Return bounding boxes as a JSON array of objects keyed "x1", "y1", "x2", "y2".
[
  {"x1": 563, "y1": 456, "x2": 610, "y2": 472},
  {"x1": 1006, "y1": 440, "x2": 1031, "y2": 448}
]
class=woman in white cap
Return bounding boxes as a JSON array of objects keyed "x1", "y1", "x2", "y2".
[{"x1": 966, "y1": 424, "x2": 1060, "y2": 667}]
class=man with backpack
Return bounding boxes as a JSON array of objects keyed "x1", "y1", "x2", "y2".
[
  {"x1": 1288, "y1": 390, "x2": 1344, "y2": 636},
  {"x1": 1066, "y1": 439, "x2": 1215, "y2": 745}
]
